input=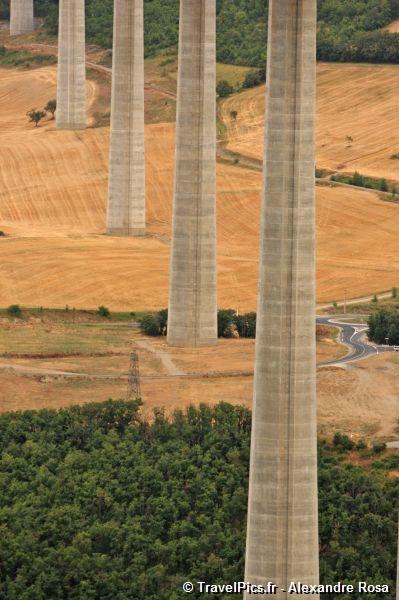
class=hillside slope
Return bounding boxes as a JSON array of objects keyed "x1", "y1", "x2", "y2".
[
  {"x1": 221, "y1": 62, "x2": 399, "y2": 183},
  {"x1": 1, "y1": 65, "x2": 399, "y2": 309}
]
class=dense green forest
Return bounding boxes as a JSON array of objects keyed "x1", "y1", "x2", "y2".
[
  {"x1": 0, "y1": 400, "x2": 397, "y2": 599},
  {"x1": 2, "y1": 1, "x2": 399, "y2": 66},
  {"x1": 368, "y1": 307, "x2": 399, "y2": 344}
]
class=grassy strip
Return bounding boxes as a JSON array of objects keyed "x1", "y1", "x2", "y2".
[
  {"x1": 331, "y1": 171, "x2": 398, "y2": 195},
  {"x1": 0, "y1": 306, "x2": 146, "y2": 323},
  {"x1": 0, "y1": 46, "x2": 57, "y2": 69}
]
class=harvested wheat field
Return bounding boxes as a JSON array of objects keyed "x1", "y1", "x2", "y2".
[
  {"x1": 220, "y1": 61, "x2": 399, "y2": 182},
  {"x1": 2, "y1": 65, "x2": 399, "y2": 309}
]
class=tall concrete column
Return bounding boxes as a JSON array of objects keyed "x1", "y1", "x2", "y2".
[
  {"x1": 10, "y1": 0, "x2": 34, "y2": 35},
  {"x1": 106, "y1": 0, "x2": 145, "y2": 237},
  {"x1": 56, "y1": 0, "x2": 86, "y2": 130},
  {"x1": 244, "y1": 2, "x2": 319, "y2": 598},
  {"x1": 396, "y1": 515, "x2": 398, "y2": 599},
  {"x1": 167, "y1": 0, "x2": 217, "y2": 348}
]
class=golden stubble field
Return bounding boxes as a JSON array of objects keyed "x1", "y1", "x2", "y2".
[
  {"x1": 0, "y1": 62, "x2": 399, "y2": 437},
  {"x1": 220, "y1": 61, "x2": 399, "y2": 182},
  {"x1": 2, "y1": 64, "x2": 399, "y2": 310}
]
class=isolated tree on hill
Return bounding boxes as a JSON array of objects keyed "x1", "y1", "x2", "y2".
[
  {"x1": 27, "y1": 108, "x2": 46, "y2": 128},
  {"x1": 44, "y1": 99, "x2": 57, "y2": 119}
]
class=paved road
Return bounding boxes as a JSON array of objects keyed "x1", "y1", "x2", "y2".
[{"x1": 317, "y1": 315, "x2": 395, "y2": 367}]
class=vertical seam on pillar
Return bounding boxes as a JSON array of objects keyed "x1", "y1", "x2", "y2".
[
  {"x1": 69, "y1": 0, "x2": 75, "y2": 124},
  {"x1": 127, "y1": 0, "x2": 133, "y2": 234},
  {"x1": 193, "y1": 0, "x2": 204, "y2": 347},
  {"x1": 285, "y1": 0, "x2": 301, "y2": 591}
]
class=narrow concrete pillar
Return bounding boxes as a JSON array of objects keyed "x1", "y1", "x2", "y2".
[
  {"x1": 396, "y1": 515, "x2": 399, "y2": 599},
  {"x1": 106, "y1": 0, "x2": 145, "y2": 237},
  {"x1": 56, "y1": 0, "x2": 86, "y2": 130},
  {"x1": 10, "y1": 0, "x2": 34, "y2": 35},
  {"x1": 244, "y1": 2, "x2": 319, "y2": 598},
  {"x1": 167, "y1": 0, "x2": 217, "y2": 348}
]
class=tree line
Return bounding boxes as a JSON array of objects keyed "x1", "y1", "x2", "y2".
[
  {"x1": 3, "y1": 0, "x2": 399, "y2": 68},
  {"x1": 368, "y1": 308, "x2": 399, "y2": 345},
  {"x1": 0, "y1": 400, "x2": 397, "y2": 598},
  {"x1": 139, "y1": 308, "x2": 257, "y2": 339}
]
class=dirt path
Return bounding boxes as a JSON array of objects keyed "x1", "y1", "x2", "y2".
[
  {"x1": 318, "y1": 291, "x2": 394, "y2": 311},
  {"x1": 4, "y1": 43, "x2": 177, "y2": 100},
  {"x1": 135, "y1": 340, "x2": 185, "y2": 376},
  {"x1": 0, "y1": 360, "x2": 122, "y2": 379}
]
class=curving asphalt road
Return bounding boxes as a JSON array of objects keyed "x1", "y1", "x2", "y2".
[{"x1": 317, "y1": 315, "x2": 396, "y2": 367}]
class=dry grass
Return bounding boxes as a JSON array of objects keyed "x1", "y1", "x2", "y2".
[
  {"x1": 0, "y1": 318, "x2": 397, "y2": 439},
  {"x1": 383, "y1": 19, "x2": 399, "y2": 32},
  {"x1": 2, "y1": 63, "x2": 399, "y2": 314},
  {"x1": 220, "y1": 61, "x2": 399, "y2": 183}
]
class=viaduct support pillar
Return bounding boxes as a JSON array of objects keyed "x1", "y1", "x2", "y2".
[
  {"x1": 56, "y1": 0, "x2": 86, "y2": 130},
  {"x1": 106, "y1": 0, "x2": 145, "y2": 237},
  {"x1": 10, "y1": 0, "x2": 34, "y2": 35},
  {"x1": 167, "y1": 0, "x2": 217, "y2": 348},
  {"x1": 396, "y1": 515, "x2": 398, "y2": 599},
  {"x1": 244, "y1": 1, "x2": 319, "y2": 598}
]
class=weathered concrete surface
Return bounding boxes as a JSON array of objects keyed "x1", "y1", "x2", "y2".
[
  {"x1": 10, "y1": 0, "x2": 34, "y2": 35},
  {"x1": 56, "y1": 0, "x2": 86, "y2": 130},
  {"x1": 244, "y1": 1, "x2": 319, "y2": 598},
  {"x1": 106, "y1": 0, "x2": 145, "y2": 237},
  {"x1": 397, "y1": 517, "x2": 399, "y2": 600},
  {"x1": 167, "y1": 0, "x2": 217, "y2": 348}
]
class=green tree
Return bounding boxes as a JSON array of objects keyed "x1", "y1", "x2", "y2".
[
  {"x1": 7, "y1": 304, "x2": 22, "y2": 317},
  {"x1": 97, "y1": 305, "x2": 110, "y2": 318},
  {"x1": 216, "y1": 79, "x2": 234, "y2": 98},
  {"x1": 44, "y1": 99, "x2": 57, "y2": 119},
  {"x1": 217, "y1": 309, "x2": 236, "y2": 337},
  {"x1": 27, "y1": 108, "x2": 46, "y2": 127}
]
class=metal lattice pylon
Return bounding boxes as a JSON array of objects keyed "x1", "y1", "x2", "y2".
[{"x1": 127, "y1": 350, "x2": 141, "y2": 400}]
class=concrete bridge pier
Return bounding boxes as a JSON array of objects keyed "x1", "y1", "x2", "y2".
[
  {"x1": 10, "y1": 0, "x2": 34, "y2": 35},
  {"x1": 244, "y1": 1, "x2": 319, "y2": 597},
  {"x1": 106, "y1": 0, "x2": 145, "y2": 237},
  {"x1": 56, "y1": 0, "x2": 86, "y2": 130},
  {"x1": 167, "y1": 0, "x2": 217, "y2": 348}
]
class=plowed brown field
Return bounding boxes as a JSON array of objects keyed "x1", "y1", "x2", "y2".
[{"x1": 1, "y1": 65, "x2": 399, "y2": 309}]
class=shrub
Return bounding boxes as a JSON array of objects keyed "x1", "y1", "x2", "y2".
[
  {"x1": 217, "y1": 309, "x2": 236, "y2": 338},
  {"x1": 243, "y1": 68, "x2": 266, "y2": 89},
  {"x1": 44, "y1": 99, "x2": 57, "y2": 119},
  {"x1": 158, "y1": 308, "x2": 168, "y2": 335},
  {"x1": 0, "y1": 230, "x2": 5, "y2": 237},
  {"x1": 372, "y1": 442, "x2": 387, "y2": 454},
  {"x1": 216, "y1": 80, "x2": 234, "y2": 98},
  {"x1": 7, "y1": 304, "x2": 22, "y2": 318},
  {"x1": 159, "y1": 57, "x2": 175, "y2": 67},
  {"x1": 97, "y1": 305, "x2": 110, "y2": 318},
  {"x1": 333, "y1": 432, "x2": 355, "y2": 452},
  {"x1": 26, "y1": 108, "x2": 46, "y2": 128},
  {"x1": 139, "y1": 310, "x2": 168, "y2": 337},
  {"x1": 139, "y1": 314, "x2": 160, "y2": 336},
  {"x1": 233, "y1": 312, "x2": 257, "y2": 338}
]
